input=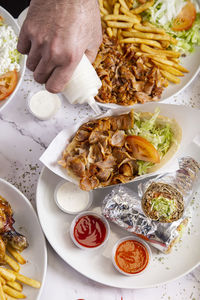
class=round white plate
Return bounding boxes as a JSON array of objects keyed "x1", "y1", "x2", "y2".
[
  {"x1": 97, "y1": 47, "x2": 200, "y2": 109},
  {"x1": 0, "y1": 178, "x2": 47, "y2": 299},
  {"x1": 36, "y1": 162, "x2": 200, "y2": 289},
  {"x1": 0, "y1": 6, "x2": 26, "y2": 112}
]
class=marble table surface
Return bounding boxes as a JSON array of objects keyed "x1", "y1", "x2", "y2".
[{"x1": 0, "y1": 69, "x2": 200, "y2": 300}]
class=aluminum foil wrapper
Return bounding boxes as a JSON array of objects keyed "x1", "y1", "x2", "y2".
[{"x1": 102, "y1": 157, "x2": 200, "y2": 253}]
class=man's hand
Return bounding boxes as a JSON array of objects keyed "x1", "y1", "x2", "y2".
[{"x1": 17, "y1": 0, "x2": 102, "y2": 93}]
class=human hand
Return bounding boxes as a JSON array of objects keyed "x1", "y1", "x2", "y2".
[{"x1": 17, "y1": 0, "x2": 102, "y2": 93}]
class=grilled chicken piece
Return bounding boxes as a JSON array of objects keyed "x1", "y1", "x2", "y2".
[
  {"x1": 3, "y1": 230, "x2": 28, "y2": 252},
  {"x1": 0, "y1": 196, "x2": 28, "y2": 262}
]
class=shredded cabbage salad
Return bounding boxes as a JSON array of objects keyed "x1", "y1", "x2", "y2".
[
  {"x1": 0, "y1": 18, "x2": 21, "y2": 76},
  {"x1": 151, "y1": 195, "x2": 177, "y2": 219},
  {"x1": 142, "y1": 0, "x2": 200, "y2": 53},
  {"x1": 127, "y1": 108, "x2": 173, "y2": 175}
]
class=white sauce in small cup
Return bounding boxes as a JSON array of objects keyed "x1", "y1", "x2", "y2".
[
  {"x1": 55, "y1": 181, "x2": 92, "y2": 214},
  {"x1": 28, "y1": 90, "x2": 61, "y2": 120}
]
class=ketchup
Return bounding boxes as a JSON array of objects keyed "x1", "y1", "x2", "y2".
[
  {"x1": 115, "y1": 240, "x2": 149, "y2": 274},
  {"x1": 73, "y1": 215, "x2": 106, "y2": 248}
]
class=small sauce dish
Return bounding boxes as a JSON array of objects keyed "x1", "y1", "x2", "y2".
[
  {"x1": 112, "y1": 236, "x2": 151, "y2": 276},
  {"x1": 70, "y1": 211, "x2": 110, "y2": 250},
  {"x1": 54, "y1": 180, "x2": 93, "y2": 214},
  {"x1": 27, "y1": 89, "x2": 61, "y2": 120}
]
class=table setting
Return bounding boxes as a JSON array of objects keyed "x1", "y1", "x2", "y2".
[{"x1": 1, "y1": 2, "x2": 200, "y2": 299}]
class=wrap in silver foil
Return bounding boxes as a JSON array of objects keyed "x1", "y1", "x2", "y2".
[
  {"x1": 138, "y1": 157, "x2": 200, "y2": 208},
  {"x1": 102, "y1": 157, "x2": 200, "y2": 253}
]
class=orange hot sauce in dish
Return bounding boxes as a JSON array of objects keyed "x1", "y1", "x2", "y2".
[
  {"x1": 115, "y1": 240, "x2": 149, "y2": 274},
  {"x1": 74, "y1": 215, "x2": 106, "y2": 248}
]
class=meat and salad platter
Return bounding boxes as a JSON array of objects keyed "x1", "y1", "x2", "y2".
[
  {"x1": 37, "y1": 103, "x2": 200, "y2": 288},
  {"x1": 94, "y1": 0, "x2": 200, "y2": 108}
]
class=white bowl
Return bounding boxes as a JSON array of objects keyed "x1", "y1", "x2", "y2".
[
  {"x1": 70, "y1": 211, "x2": 110, "y2": 250},
  {"x1": 0, "y1": 6, "x2": 26, "y2": 112},
  {"x1": 54, "y1": 180, "x2": 93, "y2": 214},
  {"x1": 112, "y1": 236, "x2": 152, "y2": 276}
]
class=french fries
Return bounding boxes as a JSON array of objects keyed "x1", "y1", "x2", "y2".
[
  {"x1": 0, "y1": 268, "x2": 16, "y2": 282},
  {"x1": 99, "y1": 0, "x2": 188, "y2": 87},
  {"x1": 3, "y1": 285, "x2": 26, "y2": 299},
  {"x1": 152, "y1": 60, "x2": 184, "y2": 76},
  {"x1": 6, "y1": 281, "x2": 23, "y2": 292},
  {"x1": 107, "y1": 21, "x2": 134, "y2": 28},
  {"x1": 140, "y1": 44, "x2": 181, "y2": 58},
  {"x1": 12, "y1": 272, "x2": 41, "y2": 289},
  {"x1": 134, "y1": 23, "x2": 166, "y2": 34},
  {"x1": 119, "y1": 0, "x2": 129, "y2": 9},
  {"x1": 120, "y1": 37, "x2": 162, "y2": 48},
  {"x1": 0, "y1": 247, "x2": 41, "y2": 299},
  {"x1": 6, "y1": 246, "x2": 26, "y2": 265},
  {"x1": 130, "y1": 0, "x2": 154, "y2": 14},
  {"x1": 5, "y1": 255, "x2": 20, "y2": 273},
  {"x1": 0, "y1": 281, "x2": 6, "y2": 300},
  {"x1": 104, "y1": 14, "x2": 139, "y2": 23}
]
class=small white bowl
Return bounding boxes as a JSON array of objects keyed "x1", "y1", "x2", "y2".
[
  {"x1": 27, "y1": 89, "x2": 61, "y2": 121},
  {"x1": 70, "y1": 211, "x2": 110, "y2": 251},
  {"x1": 112, "y1": 236, "x2": 152, "y2": 276},
  {"x1": 54, "y1": 180, "x2": 93, "y2": 215}
]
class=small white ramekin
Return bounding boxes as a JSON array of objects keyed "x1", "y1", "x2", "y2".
[
  {"x1": 112, "y1": 236, "x2": 152, "y2": 276},
  {"x1": 54, "y1": 180, "x2": 93, "y2": 215},
  {"x1": 27, "y1": 89, "x2": 61, "y2": 121},
  {"x1": 70, "y1": 211, "x2": 110, "y2": 250}
]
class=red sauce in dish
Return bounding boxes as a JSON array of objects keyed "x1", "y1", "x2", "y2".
[
  {"x1": 115, "y1": 240, "x2": 149, "y2": 274},
  {"x1": 73, "y1": 215, "x2": 106, "y2": 248}
]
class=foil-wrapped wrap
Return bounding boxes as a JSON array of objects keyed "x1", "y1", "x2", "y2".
[
  {"x1": 102, "y1": 157, "x2": 200, "y2": 253},
  {"x1": 139, "y1": 157, "x2": 200, "y2": 209}
]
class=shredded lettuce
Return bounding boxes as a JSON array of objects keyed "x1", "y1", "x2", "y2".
[
  {"x1": 151, "y1": 196, "x2": 177, "y2": 219},
  {"x1": 142, "y1": 0, "x2": 200, "y2": 53},
  {"x1": 137, "y1": 161, "x2": 154, "y2": 175},
  {"x1": 127, "y1": 108, "x2": 173, "y2": 175}
]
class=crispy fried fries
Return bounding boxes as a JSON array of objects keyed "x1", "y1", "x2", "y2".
[
  {"x1": 5, "y1": 255, "x2": 20, "y2": 273},
  {"x1": 6, "y1": 246, "x2": 26, "y2": 265},
  {"x1": 0, "y1": 247, "x2": 41, "y2": 299}
]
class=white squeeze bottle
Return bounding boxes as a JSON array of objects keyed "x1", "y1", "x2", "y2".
[
  {"x1": 62, "y1": 54, "x2": 102, "y2": 114},
  {"x1": 18, "y1": 10, "x2": 102, "y2": 114}
]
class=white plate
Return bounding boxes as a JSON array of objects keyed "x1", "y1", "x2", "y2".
[
  {"x1": 36, "y1": 138, "x2": 200, "y2": 289},
  {"x1": 0, "y1": 6, "x2": 26, "y2": 112},
  {"x1": 97, "y1": 47, "x2": 200, "y2": 109},
  {"x1": 0, "y1": 178, "x2": 47, "y2": 299}
]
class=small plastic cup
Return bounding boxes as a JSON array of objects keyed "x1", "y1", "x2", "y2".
[
  {"x1": 112, "y1": 236, "x2": 152, "y2": 276},
  {"x1": 54, "y1": 180, "x2": 93, "y2": 215},
  {"x1": 70, "y1": 211, "x2": 110, "y2": 251},
  {"x1": 27, "y1": 89, "x2": 61, "y2": 121}
]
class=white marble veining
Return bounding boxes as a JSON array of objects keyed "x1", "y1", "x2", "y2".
[{"x1": 0, "y1": 69, "x2": 200, "y2": 300}]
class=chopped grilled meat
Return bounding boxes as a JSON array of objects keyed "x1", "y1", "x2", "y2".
[
  {"x1": 3, "y1": 230, "x2": 28, "y2": 252},
  {"x1": 0, "y1": 196, "x2": 28, "y2": 262},
  {"x1": 110, "y1": 130, "x2": 126, "y2": 147},
  {"x1": 80, "y1": 176, "x2": 99, "y2": 191},
  {"x1": 59, "y1": 110, "x2": 139, "y2": 190},
  {"x1": 94, "y1": 34, "x2": 167, "y2": 105}
]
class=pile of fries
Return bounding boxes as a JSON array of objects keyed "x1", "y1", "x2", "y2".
[
  {"x1": 98, "y1": 0, "x2": 189, "y2": 84},
  {"x1": 0, "y1": 245, "x2": 40, "y2": 299}
]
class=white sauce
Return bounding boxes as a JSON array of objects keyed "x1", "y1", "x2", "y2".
[
  {"x1": 28, "y1": 90, "x2": 61, "y2": 120},
  {"x1": 55, "y1": 181, "x2": 91, "y2": 214}
]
